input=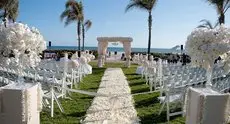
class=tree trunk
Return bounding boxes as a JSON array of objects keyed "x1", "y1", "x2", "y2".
[
  {"x1": 147, "y1": 11, "x2": 152, "y2": 58},
  {"x1": 77, "y1": 21, "x2": 81, "y2": 53},
  {"x1": 3, "y1": 9, "x2": 7, "y2": 28},
  {"x1": 219, "y1": 12, "x2": 225, "y2": 25},
  {"x1": 82, "y1": 24, "x2": 85, "y2": 51}
]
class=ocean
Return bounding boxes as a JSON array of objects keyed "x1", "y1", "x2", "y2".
[{"x1": 47, "y1": 46, "x2": 182, "y2": 53}]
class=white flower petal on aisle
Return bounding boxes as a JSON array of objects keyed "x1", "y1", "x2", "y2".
[{"x1": 83, "y1": 68, "x2": 139, "y2": 124}]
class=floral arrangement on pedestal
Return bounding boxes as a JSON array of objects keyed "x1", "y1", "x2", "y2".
[
  {"x1": 185, "y1": 25, "x2": 230, "y2": 86},
  {"x1": 0, "y1": 22, "x2": 46, "y2": 69}
]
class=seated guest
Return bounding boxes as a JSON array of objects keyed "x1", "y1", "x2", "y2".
[{"x1": 121, "y1": 53, "x2": 125, "y2": 60}]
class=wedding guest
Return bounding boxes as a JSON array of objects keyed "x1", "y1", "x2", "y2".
[
  {"x1": 182, "y1": 53, "x2": 187, "y2": 66},
  {"x1": 121, "y1": 53, "x2": 125, "y2": 60},
  {"x1": 109, "y1": 51, "x2": 111, "y2": 57}
]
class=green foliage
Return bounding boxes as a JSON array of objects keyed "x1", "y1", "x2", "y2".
[
  {"x1": 0, "y1": 0, "x2": 19, "y2": 23},
  {"x1": 61, "y1": 0, "x2": 92, "y2": 51},
  {"x1": 42, "y1": 49, "x2": 98, "y2": 59},
  {"x1": 206, "y1": 0, "x2": 230, "y2": 14},
  {"x1": 197, "y1": 19, "x2": 218, "y2": 29},
  {"x1": 125, "y1": 0, "x2": 158, "y2": 55},
  {"x1": 60, "y1": 0, "x2": 83, "y2": 26},
  {"x1": 125, "y1": 0, "x2": 157, "y2": 12},
  {"x1": 60, "y1": 0, "x2": 84, "y2": 51},
  {"x1": 205, "y1": 0, "x2": 230, "y2": 24},
  {"x1": 83, "y1": 20, "x2": 92, "y2": 31}
]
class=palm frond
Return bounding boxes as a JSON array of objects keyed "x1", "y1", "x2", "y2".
[
  {"x1": 0, "y1": 0, "x2": 19, "y2": 22},
  {"x1": 75, "y1": 1, "x2": 84, "y2": 20},
  {"x1": 61, "y1": 0, "x2": 84, "y2": 26},
  {"x1": 197, "y1": 19, "x2": 219, "y2": 29},
  {"x1": 206, "y1": 0, "x2": 225, "y2": 14},
  {"x1": 60, "y1": 9, "x2": 70, "y2": 21},
  {"x1": 64, "y1": 16, "x2": 76, "y2": 26},
  {"x1": 197, "y1": 25, "x2": 208, "y2": 28},
  {"x1": 84, "y1": 20, "x2": 92, "y2": 31},
  {"x1": 214, "y1": 21, "x2": 219, "y2": 28},
  {"x1": 65, "y1": 0, "x2": 76, "y2": 8},
  {"x1": 126, "y1": 0, "x2": 145, "y2": 12},
  {"x1": 224, "y1": 0, "x2": 230, "y2": 13},
  {"x1": 200, "y1": 19, "x2": 213, "y2": 29},
  {"x1": 8, "y1": 0, "x2": 18, "y2": 22},
  {"x1": 125, "y1": 0, "x2": 157, "y2": 12}
]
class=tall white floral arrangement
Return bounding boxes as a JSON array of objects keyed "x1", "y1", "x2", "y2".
[
  {"x1": 185, "y1": 25, "x2": 230, "y2": 86},
  {"x1": 0, "y1": 22, "x2": 46, "y2": 68}
]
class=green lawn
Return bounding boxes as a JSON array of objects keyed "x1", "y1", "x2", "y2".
[
  {"x1": 41, "y1": 66, "x2": 106, "y2": 124},
  {"x1": 122, "y1": 64, "x2": 185, "y2": 124},
  {"x1": 40, "y1": 62, "x2": 185, "y2": 124}
]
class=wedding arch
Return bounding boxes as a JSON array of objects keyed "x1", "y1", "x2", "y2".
[{"x1": 97, "y1": 37, "x2": 133, "y2": 67}]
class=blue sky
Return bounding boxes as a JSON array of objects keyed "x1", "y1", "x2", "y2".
[{"x1": 18, "y1": 0, "x2": 230, "y2": 48}]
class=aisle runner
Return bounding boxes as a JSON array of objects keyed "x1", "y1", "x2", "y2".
[{"x1": 83, "y1": 68, "x2": 139, "y2": 124}]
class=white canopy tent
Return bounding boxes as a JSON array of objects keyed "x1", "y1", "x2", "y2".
[{"x1": 97, "y1": 37, "x2": 133, "y2": 67}]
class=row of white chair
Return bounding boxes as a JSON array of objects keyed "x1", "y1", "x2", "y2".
[
  {"x1": 0, "y1": 59, "x2": 87, "y2": 117},
  {"x1": 139, "y1": 60, "x2": 230, "y2": 122}
]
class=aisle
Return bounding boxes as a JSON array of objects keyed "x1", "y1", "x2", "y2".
[{"x1": 83, "y1": 68, "x2": 139, "y2": 124}]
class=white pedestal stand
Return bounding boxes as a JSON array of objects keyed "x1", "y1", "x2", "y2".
[
  {"x1": 185, "y1": 87, "x2": 230, "y2": 124},
  {"x1": 0, "y1": 83, "x2": 41, "y2": 124}
]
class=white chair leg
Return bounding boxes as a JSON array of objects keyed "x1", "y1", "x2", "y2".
[
  {"x1": 166, "y1": 93, "x2": 170, "y2": 122},
  {"x1": 149, "y1": 78, "x2": 153, "y2": 92},
  {"x1": 158, "y1": 98, "x2": 166, "y2": 115},
  {"x1": 51, "y1": 86, "x2": 54, "y2": 117},
  {"x1": 154, "y1": 79, "x2": 157, "y2": 90},
  {"x1": 54, "y1": 93, "x2": 65, "y2": 113},
  {"x1": 145, "y1": 75, "x2": 148, "y2": 85}
]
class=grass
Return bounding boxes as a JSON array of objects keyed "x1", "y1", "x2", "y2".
[
  {"x1": 41, "y1": 66, "x2": 106, "y2": 124},
  {"x1": 92, "y1": 61, "x2": 185, "y2": 123},
  {"x1": 91, "y1": 61, "x2": 185, "y2": 123},
  {"x1": 122, "y1": 64, "x2": 185, "y2": 124},
  {"x1": 40, "y1": 61, "x2": 184, "y2": 124}
]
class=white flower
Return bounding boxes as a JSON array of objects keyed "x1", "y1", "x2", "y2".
[
  {"x1": 185, "y1": 25, "x2": 230, "y2": 70},
  {"x1": 0, "y1": 22, "x2": 47, "y2": 68}
]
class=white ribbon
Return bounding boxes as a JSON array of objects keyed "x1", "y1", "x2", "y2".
[{"x1": 54, "y1": 86, "x2": 108, "y2": 97}]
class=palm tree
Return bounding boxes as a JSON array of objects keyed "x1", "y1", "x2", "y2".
[
  {"x1": 0, "y1": 0, "x2": 19, "y2": 27},
  {"x1": 125, "y1": 0, "x2": 157, "y2": 56},
  {"x1": 197, "y1": 19, "x2": 218, "y2": 29},
  {"x1": 205, "y1": 0, "x2": 230, "y2": 25},
  {"x1": 61, "y1": 0, "x2": 83, "y2": 51},
  {"x1": 82, "y1": 19, "x2": 92, "y2": 51}
]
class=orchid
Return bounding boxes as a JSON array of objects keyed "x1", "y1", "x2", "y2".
[
  {"x1": 185, "y1": 25, "x2": 230, "y2": 70},
  {"x1": 0, "y1": 22, "x2": 46, "y2": 68}
]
